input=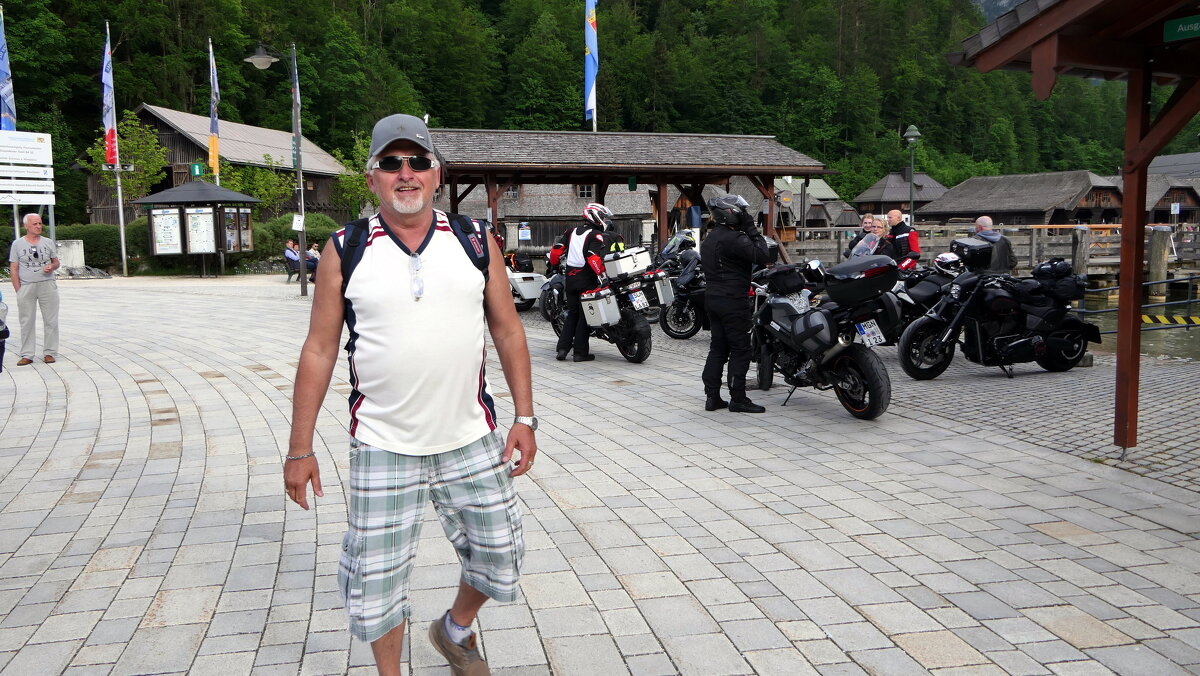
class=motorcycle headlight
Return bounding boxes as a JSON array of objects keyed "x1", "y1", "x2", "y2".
[{"x1": 948, "y1": 284, "x2": 962, "y2": 300}]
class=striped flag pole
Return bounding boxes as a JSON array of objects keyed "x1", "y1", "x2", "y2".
[
  {"x1": 102, "y1": 21, "x2": 128, "y2": 276},
  {"x1": 584, "y1": 0, "x2": 598, "y2": 132},
  {"x1": 208, "y1": 37, "x2": 220, "y2": 184}
]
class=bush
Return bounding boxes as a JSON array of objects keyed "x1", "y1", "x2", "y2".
[{"x1": 50, "y1": 220, "x2": 150, "y2": 271}]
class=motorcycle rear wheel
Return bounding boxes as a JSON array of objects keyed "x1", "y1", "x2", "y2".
[
  {"x1": 661, "y1": 302, "x2": 701, "y2": 339},
  {"x1": 514, "y1": 298, "x2": 536, "y2": 311},
  {"x1": 1035, "y1": 329, "x2": 1087, "y2": 372},
  {"x1": 831, "y1": 344, "x2": 891, "y2": 420},
  {"x1": 616, "y1": 314, "x2": 652, "y2": 363},
  {"x1": 755, "y1": 334, "x2": 775, "y2": 390},
  {"x1": 898, "y1": 317, "x2": 956, "y2": 380}
]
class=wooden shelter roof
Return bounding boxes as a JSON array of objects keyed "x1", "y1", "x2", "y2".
[
  {"x1": 429, "y1": 129, "x2": 828, "y2": 184},
  {"x1": 852, "y1": 172, "x2": 948, "y2": 204}
]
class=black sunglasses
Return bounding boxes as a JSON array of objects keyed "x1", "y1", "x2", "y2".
[{"x1": 371, "y1": 155, "x2": 435, "y2": 172}]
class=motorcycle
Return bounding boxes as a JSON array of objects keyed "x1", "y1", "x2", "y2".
[
  {"x1": 897, "y1": 259, "x2": 1100, "y2": 380},
  {"x1": 659, "y1": 249, "x2": 707, "y2": 340},
  {"x1": 884, "y1": 267, "x2": 957, "y2": 344},
  {"x1": 752, "y1": 255, "x2": 901, "y2": 420},
  {"x1": 539, "y1": 252, "x2": 565, "y2": 322},
  {"x1": 503, "y1": 252, "x2": 545, "y2": 312}
]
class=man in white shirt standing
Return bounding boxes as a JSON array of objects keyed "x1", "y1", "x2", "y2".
[
  {"x1": 8, "y1": 213, "x2": 61, "y2": 365},
  {"x1": 285, "y1": 114, "x2": 537, "y2": 676}
]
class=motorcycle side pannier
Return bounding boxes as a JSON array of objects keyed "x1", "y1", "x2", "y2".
[
  {"x1": 581, "y1": 287, "x2": 620, "y2": 327},
  {"x1": 639, "y1": 269, "x2": 675, "y2": 307},
  {"x1": 794, "y1": 307, "x2": 836, "y2": 353},
  {"x1": 950, "y1": 238, "x2": 993, "y2": 271},
  {"x1": 825, "y1": 255, "x2": 898, "y2": 305}
]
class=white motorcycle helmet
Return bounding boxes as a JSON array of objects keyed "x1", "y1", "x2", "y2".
[{"x1": 933, "y1": 252, "x2": 965, "y2": 276}]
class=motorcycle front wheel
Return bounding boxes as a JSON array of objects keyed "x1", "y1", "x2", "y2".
[
  {"x1": 754, "y1": 332, "x2": 774, "y2": 390},
  {"x1": 616, "y1": 313, "x2": 652, "y2": 363},
  {"x1": 550, "y1": 305, "x2": 567, "y2": 337},
  {"x1": 539, "y1": 287, "x2": 559, "y2": 322},
  {"x1": 831, "y1": 344, "x2": 891, "y2": 420},
  {"x1": 661, "y1": 302, "x2": 701, "y2": 339},
  {"x1": 1035, "y1": 329, "x2": 1087, "y2": 372},
  {"x1": 898, "y1": 316, "x2": 956, "y2": 380}
]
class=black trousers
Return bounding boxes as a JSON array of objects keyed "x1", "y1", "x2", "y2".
[
  {"x1": 702, "y1": 294, "x2": 753, "y2": 399},
  {"x1": 556, "y1": 289, "x2": 591, "y2": 355}
]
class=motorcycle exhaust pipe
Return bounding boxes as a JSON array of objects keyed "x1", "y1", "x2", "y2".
[{"x1": 819, "y1": 335, "x2": 852, "y2": 364}]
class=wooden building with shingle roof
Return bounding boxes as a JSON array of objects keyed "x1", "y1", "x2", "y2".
[
  {"x1": 852, "y1": 172, "x2": 948, "y2": 215},
  {"x1": 916, "y1": 170, "x2": 1121, "y2": 224}
]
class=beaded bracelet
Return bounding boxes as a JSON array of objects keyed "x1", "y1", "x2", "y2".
[{"x1": 285, "y1": 452, "x2": 315, "y2": 461}]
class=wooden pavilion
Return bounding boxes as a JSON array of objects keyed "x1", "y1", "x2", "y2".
[
  {"x1": 428, "y1": 128, "x2": 830, "y2": 258},
  {"x1": 950, "y1": 0, "x2": 1200, "y2": 448}
]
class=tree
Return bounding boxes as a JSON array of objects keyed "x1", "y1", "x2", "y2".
[
  {"x1": 331, "y1": 132, "x2": 379, "y2": 218},
  {"x1": 501, "y1": 12, "x2": 578, "y2": 130},
  {"x1": 80, "y1": 109, "x2": 169, "y2": 203},
  {"x1": 218, "y1": 156, "x2": 298, "y2": 219}
]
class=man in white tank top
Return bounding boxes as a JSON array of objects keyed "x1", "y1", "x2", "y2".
[{"x1": 286, "y1": 114, "x2": 537, "y2": 676}]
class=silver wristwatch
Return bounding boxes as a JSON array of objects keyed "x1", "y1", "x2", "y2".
[{"x1": 513, "y1": 416, "x2": 539, "y2": 431}]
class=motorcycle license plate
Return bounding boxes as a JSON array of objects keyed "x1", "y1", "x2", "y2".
[
  {"x1": 630, "y1": 290, "x2": 649, "y2": 310},
  {"x1": 856, "y1": 319, "x2": 885, "y2": 346}
]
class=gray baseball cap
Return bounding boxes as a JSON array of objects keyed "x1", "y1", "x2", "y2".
[{"x1": 369, "y1": 114, "x2": 435, "y2": 158}]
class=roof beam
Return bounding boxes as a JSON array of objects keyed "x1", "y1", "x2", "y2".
[
  {"x1": 1126, "y1": 77, "x2": 1200, "y2": 169},
  {"x1": 975, "y1": 0, "x2": 1109, "y2": 72},
  {"x1": 1096, "y1": 0, "x2": 1193, "y2": 39}
]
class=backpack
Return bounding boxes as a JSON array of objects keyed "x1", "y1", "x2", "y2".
[{"x1": 340, "y1": 212, "x2": 490, "y2": 297}]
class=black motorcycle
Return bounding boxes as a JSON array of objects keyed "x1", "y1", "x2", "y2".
[
  {"x1": 885, "y1": 267, "x2": 957, "y2": 344},
  {"x1": 898, "y1": 259, "x2": 1100, "y2": 380},
  {"x1": 660, "y1": 249, "x2": 708, "y2": 340},
  {"x1": 550, "y1": 272, "x2": 655, "y2": 363},
  {"x1": 752, "y1": 255, "x2": 902, "y2": 420},
  {"x1": 538, "y1": 252, "x2": 565, "y2": 323}
]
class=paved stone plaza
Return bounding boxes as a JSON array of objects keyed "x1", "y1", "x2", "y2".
[{"x1": 0, "y1": 276, "x2": 1198, "y2": 675}]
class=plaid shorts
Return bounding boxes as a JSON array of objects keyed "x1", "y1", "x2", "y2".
[{"x1": 338, "y1": 432, "x2": 524, "y2": 642}]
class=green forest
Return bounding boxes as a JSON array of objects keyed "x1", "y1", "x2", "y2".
[{"x1": 5, "y1": 0, "x2": 1200, "y2": 224}]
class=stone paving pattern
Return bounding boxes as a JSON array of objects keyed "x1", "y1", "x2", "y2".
[{"x1": 0, "y1": 276, "x2": 1198, "y2": 675}]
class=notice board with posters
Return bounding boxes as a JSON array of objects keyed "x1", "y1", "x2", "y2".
[
  {"x1": 185, "y1": 207, "x2": 217, "y2": 254},
  {"x1": 150, "y1": 207, "x2": 184, "y2": 255},
  {"x1": 223, "y1": 207, "x2": 240, "y2": 253},
  {"x1": 239, "y1": 208, "x2": 253, "y2": 251}
]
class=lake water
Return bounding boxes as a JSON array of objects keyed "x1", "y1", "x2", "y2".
[{"x1": 1080, "y1": 286, "x2": 1200, "y2": 360}]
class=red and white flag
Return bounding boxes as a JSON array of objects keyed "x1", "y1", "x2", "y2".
[{"x1": 102, "y1": 22, "x2": 118, "y2": 164}]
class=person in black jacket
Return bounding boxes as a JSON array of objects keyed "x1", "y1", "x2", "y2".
[
  {"x1": 548, "y1": 203, "x2": 614, "y2": 362},
  {"x1": 842, "y1": 213, "x2": 875, "y2": 258},
  {"x1": 885, "y1": 210, "x2": 921, "y2": 269},
  {"x1": 700, "y1": 195, "x2": 770, "y2": 413}
]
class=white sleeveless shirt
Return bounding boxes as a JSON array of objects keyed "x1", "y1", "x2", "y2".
[{"x1": 335, "y1": 210, "x2": 496, "y2": 455}]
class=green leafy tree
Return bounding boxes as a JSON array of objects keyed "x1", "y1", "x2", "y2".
[
  {"x1": 80, "y1": 109, "x2": 169, "y2": 202},
  {"x1": 331, "y1": 132, "x2": 379, "y2": 217},
  {"x1": 218, "y1": 155, "x2": 297, "y2": 219}
]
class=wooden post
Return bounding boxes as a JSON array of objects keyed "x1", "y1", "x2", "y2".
[
  {"x1": 1114, "y1": 67, "x2": 1150, "y2": 450},
  {"x1": 1029, "y1": 227, "x2": 1038, "y2": 268},
  {"x1": 1147, "y1": 225, "x2": 1171, "y2": 303},
  {"x1": 656, "y1": 181, "x2": 668, "y2": 250},
  {"x1": 1070, "y1": 225, "x2": 1091, "y2": 275}
]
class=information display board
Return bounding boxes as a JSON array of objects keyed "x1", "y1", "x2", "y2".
[
  {"x1": 185, "y1": 207, "x2": 217, "y2": 254},
  {"x1": 0, "y1": 130, "x2": 56, "y2": 206},
  {"x1": 239, "y1": 208, "x2": 254, "y2": 251},
  {"x1": 223, "y1": 208, "x2": 240, "y2": 253},
  {"x1": 150, "y1": 208, "x2": 183, "y2": 255}
]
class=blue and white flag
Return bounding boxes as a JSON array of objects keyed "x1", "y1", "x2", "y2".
[
  {"x1": 0, "y1": 8, "x2": 16, "y2": 131},
  {"x1": 584, "y1": 0, "x2": 598, "y2": 122}
]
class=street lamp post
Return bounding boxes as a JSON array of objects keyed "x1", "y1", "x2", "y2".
[
  {"x1": 245, "y1": 43, "x2": 309, "y2": 297},
  {"x1": 903, "y1": 125, "x2": 921, "y2": 224}
]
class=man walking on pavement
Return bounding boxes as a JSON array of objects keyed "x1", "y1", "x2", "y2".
[
  {"x1": 8, "y1": 213, "x2": 61, "y2": 365},
  {"x1": 973, "y1": 215, "x2": 1017, "y2": 273},
  {"x1": 700, "y1": 194, "x2": 770, "y2": 413},
  {"x1": 285, "y1": 113, "x2": 537, "y2": 676}
]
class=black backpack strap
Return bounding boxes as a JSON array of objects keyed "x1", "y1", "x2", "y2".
[
  {"x1": 446, "y1": 213, "x2": 491, "y2": 283},
  {"x1": 339, "y1": 216, "x2": 372, "y2": 297}
]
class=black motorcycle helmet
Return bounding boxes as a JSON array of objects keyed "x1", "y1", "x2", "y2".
[{"x1": 707, "y1": 194, "x2": 751, "y2": 228}]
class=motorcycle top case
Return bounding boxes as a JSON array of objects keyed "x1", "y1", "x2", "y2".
[
  {"x1": 603, "y1": 247, "x2": 652, "y2": 278},
  {"x1": 950, "y1": 238, "x2": 993, "y2": 270},
  {"x1": 639, "y1": 269, "x2": 675, "y2": 307},
  {"x1": 762, "y1": 264, "x2": 807, "y2": 295},
  {"x1": 824, "y1": 255, "x2": 898, "y2": 305},
  {"x1": 581, "y1": 287, "x2": 621, "y2": 327}
]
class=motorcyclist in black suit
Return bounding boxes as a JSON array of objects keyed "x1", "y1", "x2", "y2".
[{"x1": 700, "y1": 195, "x2": 770, "y2": 413}]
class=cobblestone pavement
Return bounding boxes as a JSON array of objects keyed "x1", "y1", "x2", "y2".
[{"x1": 0, "y1": 276, "x2": 1198, "y2": 675}]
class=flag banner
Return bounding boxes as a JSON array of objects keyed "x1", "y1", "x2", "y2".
[
  {"x1": 208, "y1": 38, "x2": 220, "y2": 175},
  {"x1": 290, "y1": 47, "x2": 301, "y2": 170},
  {"x1": 0, "y1": 9, "x2": 16, "y2": 131},
  {"x1": 584, "y1": 0, "x2": 598, "y2": 121},
  {"x1": 102, "y1": 23, "x2": 117, "y2": 164}
]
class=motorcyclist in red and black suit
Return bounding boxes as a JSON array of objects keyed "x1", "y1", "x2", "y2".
[
  {"x1": 549, "y1": 203, "x2": 614, "y2": 362},
  {"x1": 885, "y1": 209, "x2": 921, "y2": 270}
]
